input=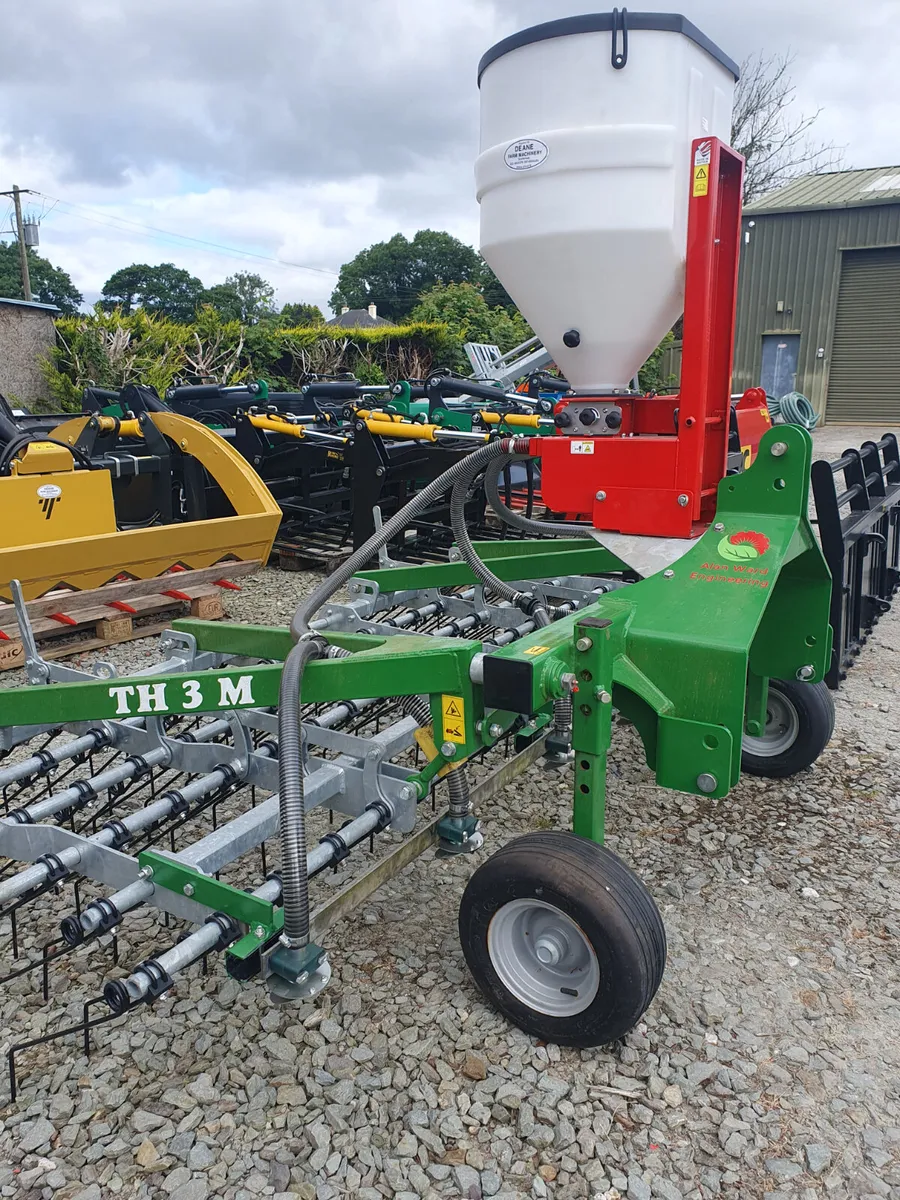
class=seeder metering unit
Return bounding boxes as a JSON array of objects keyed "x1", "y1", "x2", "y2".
[{"x1": 0, "y1": 13, "x2": 841, "y2": 1062}]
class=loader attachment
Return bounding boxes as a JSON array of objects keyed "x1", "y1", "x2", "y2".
[{"x1": 0, "y1": 409, "x2": 281, "y2": 600}]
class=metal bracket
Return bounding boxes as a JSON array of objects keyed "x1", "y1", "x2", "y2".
[
  {"x1": 106, "y1": 716, "x2": 169, "y2": 760},
  {"x1": 0, "y1": 822, "x2": 212, "y2": 922},
  {"x1": 10, "y1": 579, "x2": 120, "y2": 686},
  {"x1": 303, "y1": 715, "x2": 419, "y2": 830},
  {"x1": 138, "y1": 849, "x2": 277, "y2": 931},
  {"x1": 373, "y1": 506, "x2": 404, "y2": 569}
]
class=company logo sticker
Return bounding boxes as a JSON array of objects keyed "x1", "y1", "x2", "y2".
[
  {"x1": 37, "y1": 482, "x2": 63, "y2": 520},
  {"x1": 504, "y1": 139, "x2": 549, "y2": 171},
  {"x1": 717, "y1": 530, "x2": 770, "y2": 563}
]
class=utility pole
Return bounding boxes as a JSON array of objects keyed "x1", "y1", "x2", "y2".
[
  {"x1": 0, "y1": 185, "x2": 33, "y2": 301},
  {"x1": 11, "y1": 186, "x2": 32, "y2": 301}
]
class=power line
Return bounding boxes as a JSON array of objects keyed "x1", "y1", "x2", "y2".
[{"x1": 33, "y1": 191, "x2": 340, "y2": 278}]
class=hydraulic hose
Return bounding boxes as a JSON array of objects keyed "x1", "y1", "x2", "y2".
[
  {"x1": 291, "y1": 436, "x2": 529, "y2": 639},
  {"x1": 279, "y1": 444, "x2": 533, "y2": 942},
  {"x1": 447, "y1": 762, "x2": 471, "y2": 819},
  {"x1": 449, "y1": 457, "x2": 553, "y2": 627},
  {"x1": 277, "y1": 636, "x2": 327, "y2": 947},
  {"x1": 484, "y1": 455, "x2": 594, "y2": 539}
]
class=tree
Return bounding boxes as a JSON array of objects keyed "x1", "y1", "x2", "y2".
[
  {"x1": 279, "y1": 302, "x2": 325, "y2": 326},
  {"x1": 410, "y1": 282, "x2": 532, "y2": 372},
  {"x1": 100, "y1": 263, "x2": 205, "y2": 322},
  {"x1": 478, "y1": 262, "x2": 517, "y2": 312},
  {"x1": 732, "y1": 51, "x2": 843, "y2": 204},
  {"x1": 200, "y1": 283, "x2": 241, "y2": 321},
  {"x1": 0, "y1": 242, "x2": 82, "y2": 314},
  {"x1": 330, "y1": 230, "x2": 485, "y2": 322},
  {"x1": 205, "y1": 272, "x2": 275, "y2": 324}
]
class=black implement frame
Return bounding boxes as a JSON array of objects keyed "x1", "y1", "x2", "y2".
[{"x1": 812, "y1": 434, "x2": 900, "y2": 688}]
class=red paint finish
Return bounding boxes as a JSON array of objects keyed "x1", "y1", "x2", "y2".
[
  {"x1": 733, "y1": 388, "x2": 772, "y2": 466},
  {"x1": 535, "y1": 138, "x2": 746, "y2": 538}
]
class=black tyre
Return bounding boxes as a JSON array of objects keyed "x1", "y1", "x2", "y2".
[
  {"x1": 741, "y1": 678, "x2": 835, "y2": 779},
  {"x1": 458, "y1": 831, "x2": 666, "y2": 1047}
]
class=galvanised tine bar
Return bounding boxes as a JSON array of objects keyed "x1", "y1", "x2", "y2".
[
  {"x1": 0, "y1": 718, "x2": 145, "y2": 789},
  {"x1": 0, "y1": 748, "x2": 274, "y2": 907},
  {"x1": 5, "y1": 718, "x2": 231, "y2": 825},
  {"x1": 104, "y1": 802, "x2": 391, "y2": 1009},
  {"x1": 104, "y1": 876, "x2": 284, "y2": 1010},
  {"x1": 309, "y1": 696, "x2": 379, "y2": 730}
]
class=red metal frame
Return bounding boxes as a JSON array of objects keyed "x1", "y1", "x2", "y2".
[
  {"x1": 733, "y1": 386, "x2": 772, "y2": 468},
  {"x1": 532, "y1": 137, "x2": 745, "y2": 538}
]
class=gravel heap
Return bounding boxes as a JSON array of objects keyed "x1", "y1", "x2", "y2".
[{"x1": 1, "y1": 426, "x2": 898, "y2": 1200}]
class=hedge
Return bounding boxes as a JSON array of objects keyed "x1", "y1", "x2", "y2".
[{"x1": 42, "y1": 305, "x2": 461, "y2": 411}]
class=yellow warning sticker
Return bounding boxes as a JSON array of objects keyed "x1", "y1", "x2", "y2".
[
  {"x1": 441, "y1": 694, "x2": 466, "y2": 744},
  {"x1": 692, "y1": 164, "x2": 709, "y2": 197},
  {"x1": 741, "y1": 444, "x2": 753, "y2": 468},
  {"x1": 523, "y1": 645, "x2": 551, "y2": 656}
]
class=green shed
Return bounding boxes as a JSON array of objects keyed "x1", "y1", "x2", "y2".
[{"x1": 733, "y1": 166, "x2": 900, "y2": 425}]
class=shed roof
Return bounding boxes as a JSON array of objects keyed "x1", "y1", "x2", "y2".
[
  {"x1": 0, "y1": 296, "x2": 60, "y2": 314},
  {"x1": 745, "y1": 166, "x2": 900, "y2": 216}
]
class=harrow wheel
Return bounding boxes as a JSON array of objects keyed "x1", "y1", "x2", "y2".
[
  {"x1": 459, "y1": 832, "x2": 666, "y2": 1046},
  {"x1": 741, "y1": 678, "x2": 835, "y2": 779}
]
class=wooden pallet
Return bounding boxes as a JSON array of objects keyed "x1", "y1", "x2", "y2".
[{"x1": 0, "y1": 561, "x2": 262, "y2": 671}]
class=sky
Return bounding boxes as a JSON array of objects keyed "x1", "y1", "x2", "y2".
[{"x1": 0, "y1": 0, "x2": 897, "y2": 313}]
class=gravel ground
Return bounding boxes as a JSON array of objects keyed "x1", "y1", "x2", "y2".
[{"x1": 1, "y1": 425, "x2": 898, "y2": 1200}]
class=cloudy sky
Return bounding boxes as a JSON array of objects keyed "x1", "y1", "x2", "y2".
[{"x1": 0, "y1": 0, "x2": 897, "y2": 312}]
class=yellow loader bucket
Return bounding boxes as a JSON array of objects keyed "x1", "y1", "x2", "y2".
[{"x1": 0, "y1": 412, "x2": 281, "y2": 601}]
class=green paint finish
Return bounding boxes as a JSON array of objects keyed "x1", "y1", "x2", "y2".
[
  {"x1": 655, "y1": 716, "x2": 733, "y2": 798},
  {"x1": 139, "y1": 850, "x2": 276, "y2": 930},
  {"x1": 229, "y1": 906, "x2": 285, "y2": 960},
  {"x1": 490, "y1": 427, "x2": 831, "y2": 800},
  {"x1": 571, "y1": 618, "x2": 615, "y2": 842},
  {"x1": 172, "y1": 620, "x2": 294, "y2": 658},
  {"x1": 0, "y1": 634, "x2": 481, "y2": 725},
  {"x1": 744, "y1": 672, "x2": 770, "y2": 736},
  {"x1": 0, "y1": 664, "x2": 285, "y2": 726},
  {"x1": 355, "y1": 539, "x2": 626, "y2": 592}
]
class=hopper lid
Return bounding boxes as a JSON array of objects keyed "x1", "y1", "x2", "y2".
[{"x1": 478, "y1": 11, "x2": 740, "y2": 84}]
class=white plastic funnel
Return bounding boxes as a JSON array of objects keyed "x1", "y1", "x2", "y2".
[{"x1": 476, "y1": 13, "x2": 737, "y2": 392}]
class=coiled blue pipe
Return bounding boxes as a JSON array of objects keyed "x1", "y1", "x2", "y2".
[{"x1": 769, "y1": 391, "x2": 819, "y2": 430}]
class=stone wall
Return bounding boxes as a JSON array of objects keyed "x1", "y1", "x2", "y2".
[{"x1": 0, "y1": 304, "x2": 56, "y2": 406}]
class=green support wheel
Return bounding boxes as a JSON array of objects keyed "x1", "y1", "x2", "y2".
[
  {"x1": 741, "y1": 679, "x2": 835, "y2": 779},
  {"x1": 458, "y1": 832, "x2": 666, "y2": 1046}
]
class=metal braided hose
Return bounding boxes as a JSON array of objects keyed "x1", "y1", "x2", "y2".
[
  {"x1": 448, "y1": 457, "x2": 553, "y2": 627},
  {"x1": 281, "y1": 446, "x2": 535, "y2": 944},
  {"x1": 277, "y1": 635, "x2": 327, "y2": 947},
  {"x1": 484, "y1": 455, "x2": 594, "y2": 538},
  {"x1": 291, "y1": 437, "x2": 530, "y2": 639}
]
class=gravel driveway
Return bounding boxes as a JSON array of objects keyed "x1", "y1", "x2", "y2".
[{"x1": 0, "y1": 425, "x2": 898, "y2": 1200}]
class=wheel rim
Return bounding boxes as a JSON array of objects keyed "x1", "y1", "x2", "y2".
[
  {"x1": 742, "y1": 688, "x2": 800, "y2": 757},
  {"x1": 487, "y1": 898, "x2": 601, "y2": 1017}
]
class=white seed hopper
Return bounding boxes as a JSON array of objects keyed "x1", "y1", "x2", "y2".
[{"x1": 476, "y1": 13, "x2": 738, "y2": 392}]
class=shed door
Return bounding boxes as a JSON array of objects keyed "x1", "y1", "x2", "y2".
[
  {"x1": 826, "y1": 247, "x2": 900, "y2": 423},
  {"x1": 760, "y1": 334, "x2": 801, "y2": 399}
]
